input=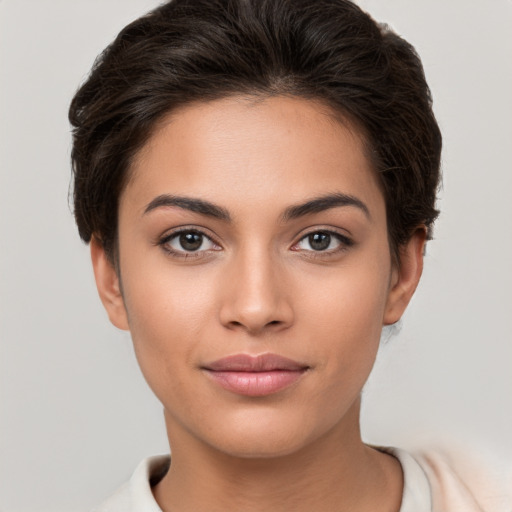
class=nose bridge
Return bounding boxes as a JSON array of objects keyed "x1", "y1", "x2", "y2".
[{"x1": 219, "y1": 240, "x2": 293, "y2": 334}]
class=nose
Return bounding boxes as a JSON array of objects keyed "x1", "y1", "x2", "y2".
[{"x1": 218, "y1": 245, "x2": 294, "y2": 336}]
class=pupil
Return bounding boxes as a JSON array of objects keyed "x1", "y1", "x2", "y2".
[
  {"x1": 309, "y1": 232, "x2": 330, "y2": 251},
  {"x1": 180, "y1": 232, "x2": 202, "y2": 251}
]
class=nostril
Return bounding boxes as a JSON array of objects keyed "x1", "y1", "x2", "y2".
[{"x1": 227, "y1": 318, "x2": 283, "y2": 333}]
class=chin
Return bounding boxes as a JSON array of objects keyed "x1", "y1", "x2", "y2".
[
  {"x1": 198, "y1": 407, "x2": 328, "y2": 460},
  {"x1": 212, "y1": 432, "x2": 310, "y2": 460}
]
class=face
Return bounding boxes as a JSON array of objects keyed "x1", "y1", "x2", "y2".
[{"x1": 92, "y1": 96, "x2": 423, "y2": 459}]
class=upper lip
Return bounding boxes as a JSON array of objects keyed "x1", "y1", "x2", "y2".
[{"x1": 202, "y1": 353, "x2": 309, "y2": 372}]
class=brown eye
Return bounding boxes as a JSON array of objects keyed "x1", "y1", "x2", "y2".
[
  {"x1": 162, "y1": 229, "x2": 219, "y2": 254},
  {"x1": 179, "y1": 232, "x2": 203, "y2": 251},
  {"x1": 293, "y1": 230, "x2": 353, "y2": 254},
  {"x1": 308, "y1": 232, "x2": 331, "y2": 251}
]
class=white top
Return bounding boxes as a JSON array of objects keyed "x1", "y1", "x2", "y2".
[{"x1": 92, "y1": 446, "x2": 511, "y2": 512}]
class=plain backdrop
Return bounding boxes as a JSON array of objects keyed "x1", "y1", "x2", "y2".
[{"x1": 1, "y1": 1, "x2": 511, "y2": 511}]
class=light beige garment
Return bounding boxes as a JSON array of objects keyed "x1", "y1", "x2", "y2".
[{"x1": 413, "y1": 448, "x2": 511, "y2": 512}]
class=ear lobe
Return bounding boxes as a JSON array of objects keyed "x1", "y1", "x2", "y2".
[
  {"x1": 383, "y1": 228, "x2": 426, "y2": 326},
  {"x1": 90, "y1": 237, "x2": 129, "y2": 331}
]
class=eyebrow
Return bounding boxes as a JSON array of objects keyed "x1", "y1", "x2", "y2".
[
  {"x1": 281, "y1": 192, "x2": 370, "y2": 221},
  {"x1": 144, "y1": 194, "x2": 231, "y2": 221},
  {"x1": 143, "y1": 192, "x2": 370, "y2": 222}
]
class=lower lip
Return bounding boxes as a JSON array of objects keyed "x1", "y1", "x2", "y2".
[{"x1": 204, "y1": 370, "x2": 306, "y2": 397}]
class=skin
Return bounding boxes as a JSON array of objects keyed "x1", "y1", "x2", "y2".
[{"x1": 91, "y1": 96, "x2": 425, "y2": 512}]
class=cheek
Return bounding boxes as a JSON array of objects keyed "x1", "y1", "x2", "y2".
[
  {"x1": 123, "y1": 253, "x2": 218, "y2": 328},
  {"x1": 299, "y1": 259, "x2": 391, "y2": 376},
  {"x1": 303, "y1": 259, "x2": 390, "y2": 335},
  {"x1": 120, "y1": 260, "x2": 219, "y2": 390}
]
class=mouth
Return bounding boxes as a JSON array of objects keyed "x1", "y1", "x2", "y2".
[{"x1": 201, "y1": 353, "x2": 310, "y2": 397}]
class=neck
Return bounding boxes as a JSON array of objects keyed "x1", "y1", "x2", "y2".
[{"x1": 153, "y1": 399, "x2": 403, "y2": 512}]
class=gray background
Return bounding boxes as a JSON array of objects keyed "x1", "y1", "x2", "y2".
[{"x1": 1, "y1": 1, "x2": 511, "y2": 511}]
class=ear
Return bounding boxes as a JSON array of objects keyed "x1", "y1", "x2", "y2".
[
  {"x1": 383, "y1": 228, "x2": 427, "y2": 325},
  {"x1": 90, "y1": 237, "x2": 129, "y2": 331}
]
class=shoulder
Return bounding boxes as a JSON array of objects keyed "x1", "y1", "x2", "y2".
[
  {"x1": 91, "y1": 455, "x2": 170, "y2": 512},
  {"x1": 403, "y1": 445, "x2": 511, "y2": 512}
]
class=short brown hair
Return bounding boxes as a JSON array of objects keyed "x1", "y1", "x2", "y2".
[{"x1": 69, "y1": 0, "x2": 442, "y2": 263}]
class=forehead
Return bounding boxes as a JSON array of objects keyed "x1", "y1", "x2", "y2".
[{"x1": 123, "y1": 95, "x2": 384, "y2": 220}]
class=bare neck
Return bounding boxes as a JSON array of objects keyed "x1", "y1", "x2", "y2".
[{"x1": 153, "y1": 402, "x2": 403, "y2": 512}]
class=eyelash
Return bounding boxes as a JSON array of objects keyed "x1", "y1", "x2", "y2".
[
  {"x1": 157, "y1": 227, "x2": 354, "y2": 260},
  {"x1": 158, "y1": 227, "x2": 221, "y2": 260},
  {"x1": 291, "y1": 230, "x2": 354, "y2": 258}
]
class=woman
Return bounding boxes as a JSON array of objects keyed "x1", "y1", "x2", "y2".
[{"x1": 68, "y1": 0, "x2": 508, "y2": 510}]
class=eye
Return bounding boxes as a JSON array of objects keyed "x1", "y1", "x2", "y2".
[
  {"x1": 293, "y1": 230, "x2": 353, "y2": 253},
  {"x1": 160, "y1": 229, "x2": 220, "y2": 257}
]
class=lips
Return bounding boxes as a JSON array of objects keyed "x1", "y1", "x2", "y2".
[{"x1": 202, "y1": 353, "x2": 309, "y2": 397}]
